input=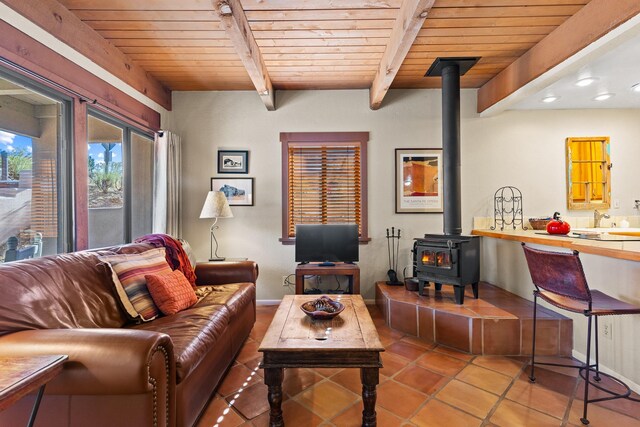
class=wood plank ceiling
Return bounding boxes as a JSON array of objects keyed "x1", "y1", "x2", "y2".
[{"x1": 57, "y1": 0, "x2": 592, "y2": 103}]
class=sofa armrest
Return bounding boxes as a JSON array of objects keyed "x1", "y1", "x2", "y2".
[
  {"x1": 0, "y1": 328, "x2": 175, "y2": 396},
  {"x1": 195, "y1": 260, "x2": 258, "y2": 286}
]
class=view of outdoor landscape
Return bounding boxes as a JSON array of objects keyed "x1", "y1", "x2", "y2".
[
  {"x1": 0, "y1": 130, "x2": 34, "y2": 258},
  {"x1": 0, "y1": 130, "x2": 32, "y2": 180},
  {"x1": 88, "y1": 141, "x2": 123, "y2": 209}
]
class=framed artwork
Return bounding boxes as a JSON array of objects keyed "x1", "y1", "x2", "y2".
[
  {"x1": 217, "y1": 150, "x2": 248, "y2": 174},
  {"x1": 211, "y1": 177, "x2": 254, "y2": 206},
  {"x1": 395, "y1": 148, "x2": 443, "y2": 213}
]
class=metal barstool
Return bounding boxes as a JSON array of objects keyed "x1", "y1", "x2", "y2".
[{"x1": 522, "y1": 243, "x2": 640, "y2": 425}]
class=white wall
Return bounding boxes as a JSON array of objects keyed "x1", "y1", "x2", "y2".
[
  {"x1": 174, "y1": 89, "x2": 447, "y2": 301},
  {"x1": 465, "y1": 107, "x2": 640, "y2": 220},
  {"x1": 174, "y1": 89, "x2": 640, "y2": 301}
]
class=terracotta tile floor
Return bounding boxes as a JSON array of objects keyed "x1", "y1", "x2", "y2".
[{"x1": 196, "y1": 304, "x2": 640, "y2": 427}]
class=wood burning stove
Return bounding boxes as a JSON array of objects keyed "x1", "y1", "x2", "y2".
[
  {"x1": 411, "y1": 57, "x2": 482, "y2": 305},
  {"x1": 413, "y1": 234, "x2": 479, "y2": 304}
]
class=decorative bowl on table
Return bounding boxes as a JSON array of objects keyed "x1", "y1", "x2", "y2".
[
  {"x1": 528, "y1": 217, "x2": 551, "y2": 230},
  {"x1": 301, "y1": 296, "x2": 345, "y2": 320}
]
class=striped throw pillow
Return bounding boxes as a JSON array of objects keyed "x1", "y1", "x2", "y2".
[{"x1": 100, "y1": 248, "x2": 172, "y2": 321}]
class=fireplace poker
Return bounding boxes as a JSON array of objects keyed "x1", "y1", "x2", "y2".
[{"x1": 385, "y1": 227, "x2": 402, "y2": 285}]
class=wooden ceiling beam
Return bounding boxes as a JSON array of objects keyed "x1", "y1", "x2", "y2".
[
  {"x1": 369, "y1": 0, "x2": 435, "y2": 110},
  {"x1": 1, "y1": 0, "x2": 172, "y2": 111},
  {"x1": 477, "y1": 0, "x2": 640, "y2": 113},
  {"x1": 213, "y1": 0, "x2": 275, "y2": 110}
]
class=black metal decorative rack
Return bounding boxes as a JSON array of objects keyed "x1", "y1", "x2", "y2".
[{"x1": 490, "y1": 186, "x2": 528, "y2": 231}]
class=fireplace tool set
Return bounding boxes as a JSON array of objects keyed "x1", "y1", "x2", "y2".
[{"x1": 385, "y1": 227, "x2": 403, "y2": 285}]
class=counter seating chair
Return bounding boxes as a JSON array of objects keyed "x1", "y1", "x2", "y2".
[{"x1": 522, "y1": 244, "x2": 640, "y2": 425}]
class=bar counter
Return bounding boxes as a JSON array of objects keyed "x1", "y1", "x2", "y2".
[{"x1": 471, "y1": 228, "x2": 640, "y2": 262}]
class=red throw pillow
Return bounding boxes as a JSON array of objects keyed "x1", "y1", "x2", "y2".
[{"x1": 145, "y1": 270, "x2": 197, "y2": 315}]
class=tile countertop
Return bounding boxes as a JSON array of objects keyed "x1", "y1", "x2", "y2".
[{"x1": 471, "y1": 228, "x2": 640, "y2": 263}]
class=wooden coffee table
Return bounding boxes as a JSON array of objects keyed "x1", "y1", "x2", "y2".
[{"x1": 259, "y1": 295, "x2": 384, "y2": 426}]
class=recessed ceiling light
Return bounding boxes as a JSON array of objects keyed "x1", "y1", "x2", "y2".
[
  {"x1": 575, "y1": 77, "x2": 598, "y2": 87},
  {"x1": 593, "y1": 93, "x2": 614, "y2": 101},
  {"x1": 632, "y1": 83, "x2": 640, "y2": 93},
  {"x1": 541, "y1": 95, "x2": 560, "y2": 103}
]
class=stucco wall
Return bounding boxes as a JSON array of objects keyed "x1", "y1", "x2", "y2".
[
  {"x1": 175, "y1": 89, "x2": 447, "y2": 301},
  {"x1": 173, "y1": 89, "x2": 640, "y2": 300}
]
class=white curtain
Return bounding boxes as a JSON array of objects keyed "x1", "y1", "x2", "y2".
[{"x1": 153, "y1": 131, "x2": 182, "y2": 237}]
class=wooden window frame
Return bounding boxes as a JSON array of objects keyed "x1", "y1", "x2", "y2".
[
  {"x1": 280, "y1": 131, "x2": 369, "y2": 245},
  {"x1": 565, "y1": 136, "x2": 611, "y2": 210}
]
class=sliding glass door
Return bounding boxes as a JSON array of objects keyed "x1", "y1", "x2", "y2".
[
  {"x1": 87, "y1": 111, "x2": 153, "y2": 248},
  {"x1": 87, "y1": 114, "x2": 124, "y2": 247},
  {"x1": 0, "y1": 72, "x2": 71, "y2": 262}
]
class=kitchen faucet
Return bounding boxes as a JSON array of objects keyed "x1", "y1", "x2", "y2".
[{"x1": 594, "y1": 209, "x2": 610, "y2": 228}]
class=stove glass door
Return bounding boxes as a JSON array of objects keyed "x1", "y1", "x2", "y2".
[
  {"x1": 436, "y1": 250, "x2": 452, "y2": 269},
  {"x1": 421, "y1": 250, "x2": 436, "y2": 266},
  {"x1": 420, "y1": 248, "x2": 453, "y2": 269}
]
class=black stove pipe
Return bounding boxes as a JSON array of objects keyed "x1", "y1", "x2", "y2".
[
  {"x1": 441, "y1": 63, "x2": 462, "y2": 236},
  {"x1": 426, "y1": 57, "x2": 479, "y2": 236}
]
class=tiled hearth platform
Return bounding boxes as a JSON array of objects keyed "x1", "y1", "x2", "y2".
[{"x1": 376, "y1": 281, "x2": 572, "y2": 356}]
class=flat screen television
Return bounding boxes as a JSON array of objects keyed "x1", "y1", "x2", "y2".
[{"x1": 295, "y1": 224, "x2": 359, "y2": 266}]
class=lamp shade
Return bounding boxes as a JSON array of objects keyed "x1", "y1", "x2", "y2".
[{"x1": 199, "y1": 191, "x2": 233, "y2": 219}]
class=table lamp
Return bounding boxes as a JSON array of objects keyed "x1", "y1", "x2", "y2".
[{"x1": 199, "y1": 191, "x2": 233, "y2": 261}]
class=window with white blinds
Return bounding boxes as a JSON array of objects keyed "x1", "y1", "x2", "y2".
[{"x1": 280, "y1": 132, "x2": 369, "y2": 243}]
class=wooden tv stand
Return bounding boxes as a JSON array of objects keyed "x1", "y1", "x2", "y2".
[{"x1": 295, "y1": 262, "x2": 360, "y2": 295}]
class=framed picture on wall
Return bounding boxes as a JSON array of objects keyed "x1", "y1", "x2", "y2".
[
  {"x1": 395, "y1": 148, "x2": 443, "y2": 213},
  {"x1": 211, "y1": 177, "x2": 254, "y2": 206},
  {"x1": 217, "y1": 150, "x2": 248, "y2": 174}
]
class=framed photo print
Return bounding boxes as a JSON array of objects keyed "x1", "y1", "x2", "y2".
[
  {"x1": 395, "y1": 148, "x2": 443, "y2": 213},
  {"x1": 217, "y1": 150, "x2": 248, "y2": 174},
  {"x1": 211, "y1": 177, "x2": 254, "y2": 206}
]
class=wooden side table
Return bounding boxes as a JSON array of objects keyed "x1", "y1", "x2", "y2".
[
  {"x1": 0, "y1": 355, "x2": 68, "y2": 427},
  {"x1": 295, "y1": 262, "x2": 360, "y2": 294}
]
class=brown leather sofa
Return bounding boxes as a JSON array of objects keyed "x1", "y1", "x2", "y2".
[{"x1": 0, "y1": 242, "x2": 258, "y2": 427}]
